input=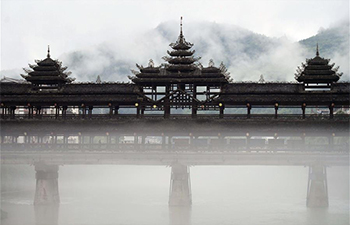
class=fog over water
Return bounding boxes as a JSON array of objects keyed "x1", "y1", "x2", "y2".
[
  {"x1": 1, "y1": 164, "x2": 349, "y2": 224},
  {"x1": 1, "y1": 1, "x2": 349, "y2": 224}
]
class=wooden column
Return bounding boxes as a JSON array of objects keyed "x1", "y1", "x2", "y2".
[
  {"x1": 164, "y1": 85, "x2": 171, "y2": 119},
  {"x1": 10, "y1": 106, "x2": 16, "y2": 119},
  {"x1": 114, "y1": 105, "x2": 119, "y2": 115},
  {"x1": 37, "y1": 106, "x2": 42, "y2": 119},
  {"x1": 302, "y1": 103, "x2": 306, "y2": 119},
  {"x1": 274, "y1": 103, "x2": 279, "y2": 119},
  {"x1": 219, "y1": 104, "x2": 224, "y2": 119},
  {"x1": 55, "y1": 104, "x2": 59, "y2": 119},
  {"x1": 136, "y1": 106, "x2": 140, "y2": 118},
  {"x1": 329, "y1": 103, "x2": 334, "y2": 119},
  {"x1": 246, "y1": 103, "x2": 251, "y2": 119},
  {"x1": 108, "y1": 103, "x2": 113, "y2": 118},
  {"x1": 1, "y1": 104, "x2": 5, "y2": 119},
  {"x1": 81, "y1": 105, "x2": 86, "y2": 119},
  {"x1": 192, "y1": 105, "x2": 197, "y2": 119},
  {"x1": 62, "y1": 106, "x2": 67, "y2": 120},
  {"x1": 88, "y1": 106, "x2": 93, "y2": 119},
  {"x1": 192, "y1": 85, "x2": 197, "y2": 119},
  {"x1": 141, "y1": 105, "x2": 145, "y2": 118}
]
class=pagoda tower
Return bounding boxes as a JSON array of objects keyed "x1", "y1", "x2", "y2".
[
  {"x1": 21, "y1": 46, "x2": 75, "y2": 89},
  {"x1": 162, "y1": 17, "x2": 200, "y2": 73},
  {"x1": 129, "y1": 17, "x2": 232, "y2": 118},
  {"x1": 295, "y1": 44, "x2": 342, "y2": 89}
]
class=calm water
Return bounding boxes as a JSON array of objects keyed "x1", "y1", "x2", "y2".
[{"x1": 1, "y1": 165, "x2": 349, "y2": 225}]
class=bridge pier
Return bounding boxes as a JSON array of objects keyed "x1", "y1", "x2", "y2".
[
  {"x1": 34, "y1": 163, "x2": 60, "y2": 205},
  {"x1": 169, "y1": 164, "x2": 192, "y2": 206},
  {"x1": 306, "y1": 165, "x2": 328, "y2": 207}
]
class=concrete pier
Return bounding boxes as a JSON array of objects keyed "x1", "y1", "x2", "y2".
[
  {"x1": 169, "y1": 164, "x2": 192, "y2": 206},
  {"x1": 306, "y1": 165, "x2": 329, "y2": 207},
  {"x1": 34, "y1": 164, "x2": 60, "y2": 205}
]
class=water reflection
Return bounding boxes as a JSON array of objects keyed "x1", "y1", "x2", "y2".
[
  {"x1": 169, "y1": 206, "x2": 191, "y2": 225},
  {"x1": 34, "y1": 205, "x2": 59, "y2": 225}
]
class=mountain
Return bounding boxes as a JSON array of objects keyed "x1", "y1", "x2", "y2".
[
  {"x1": 299, "y1": 20, "x2": 349, "y2": 57},
  {"x1": 2, "y1": 21, "x2": 349, "y2": 82}
]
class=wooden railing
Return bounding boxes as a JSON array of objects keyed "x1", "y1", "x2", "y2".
[
  {"x1": 1, "y1": 143, "x2": 348, "y2": 153},
  {"x1": 1, "y1": 113, "x2": 349, "y2": 121}
]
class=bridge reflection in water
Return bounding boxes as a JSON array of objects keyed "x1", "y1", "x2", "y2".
[{"x1": 1, "y1": 119, "x2": 349, "y2": 224}]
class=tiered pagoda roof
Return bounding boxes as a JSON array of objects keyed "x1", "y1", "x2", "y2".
[
  {"x1": 21, "y1": 46, "x2": 75, "y2": 87},
  {"x1": 295, "y1": 44, "x2": 342, "y2": 84},
  {"x1": 130, "y1": 17, "x2": 231, "y2": 86}
]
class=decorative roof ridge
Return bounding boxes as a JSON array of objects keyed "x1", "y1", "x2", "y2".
[
  {"x1": 169, "y1": 17, "x2": 194, "y2": 49},
  {"x1": 47, "y1": 45, "x2": 51, "y2": 58},
  {"x1": 72, "y1": 81, "x2": 133, "y2": 85}
]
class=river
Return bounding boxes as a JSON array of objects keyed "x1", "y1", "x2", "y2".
[{"x1": 1, "y1": 165, "x2": 349, "y2": 225}]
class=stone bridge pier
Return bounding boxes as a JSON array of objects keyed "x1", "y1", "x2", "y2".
[
  {"x1": 34, "y1": 163, "x2": 60, "y2": 205},
  {"x1": 306, "y1": 164, "x2": 328, "y2": 207},
  {"x1": 169, "y1": 164, "x2": 192, "y2": 206}
]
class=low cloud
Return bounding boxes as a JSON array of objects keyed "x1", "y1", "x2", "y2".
[{"x1": 3, "y1": 20, "x2": 348, "y2": 83}]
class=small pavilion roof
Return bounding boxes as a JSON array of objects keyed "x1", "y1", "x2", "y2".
[{"x1": 295, "y1": 44, "x2": 342, "y2": 83}]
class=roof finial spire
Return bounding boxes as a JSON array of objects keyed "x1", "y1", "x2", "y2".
[
  {"x1": 180, "y1": 16, "x2": 183, "y2": 36},
  {"x1": 316, "y1": 43, "x2": 319, "y2": 57},
  {"x1": 47, "y1": 45, "x2": 51, "y2": 58}
]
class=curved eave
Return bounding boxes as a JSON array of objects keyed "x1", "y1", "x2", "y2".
[
  {"x1": 170, "y1": 42, "x2": 193, "y2": 50},
  {"x1": 29, "y1": 71, "x2": 61, "y2": 76},
  {"x1": 302, "y1": 70, "x2": 336, "y2": 76},
  {"x1": 166, "y1": 65, "x2": 197, "y2": 72},
  {"x1": 139, "y1": 68, "x2": 161, "y2": 73},
  {"x1": 167, "y1": 50, "x2": 195, "y2": 57},
  {"x1": 297, "y1": 75, "x2": 340, "y2": 83},
  {"x1": 167, "y1": 58, "x2": 196, "y2": 64},
  {"x1": 201, "y1": 68, "x2": 221, "y2": 73},
  {"x1": 33, "y1": 66, "x2": 58, "y2": 71},
  {"x1": 132, "y1": 77, "x2": 228, "y2": 84},
  {"x1": 135, "y1": 72, "x2": 226, "y2": 79}
]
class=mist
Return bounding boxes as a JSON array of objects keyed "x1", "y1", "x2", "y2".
[
  {"x1": 2, "y1": 164, "x2": 349, "y2": 225},
  {"x1": 55, "y1": 20, "x2": 350, "y2": 83}
]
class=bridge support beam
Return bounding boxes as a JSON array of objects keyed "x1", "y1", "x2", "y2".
[
  {"x1": 169, "y1": 164, "x2": 192, "y2": 206},
  {"x1": 306, "y1": 165, "x2": 328, "y2": 207},
  {"x1": 34, "y1": 163, "x2": 60, "y2": 205}
]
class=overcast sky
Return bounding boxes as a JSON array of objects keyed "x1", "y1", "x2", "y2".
[{"x1": 1, "y1": 0, "x2": 349, "y2": 71}]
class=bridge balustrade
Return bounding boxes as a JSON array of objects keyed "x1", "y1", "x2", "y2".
[
  {"x1": 1, "y1": 142, "x2": 349, "y2": 153},
  {"x1": 1, "y1": 113, "x2": 349, "y2": 121}
]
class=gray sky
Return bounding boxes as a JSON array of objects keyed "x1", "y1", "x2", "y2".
[{"x1": 1, "y1": 0, "x2": 349, "y2": 71}]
